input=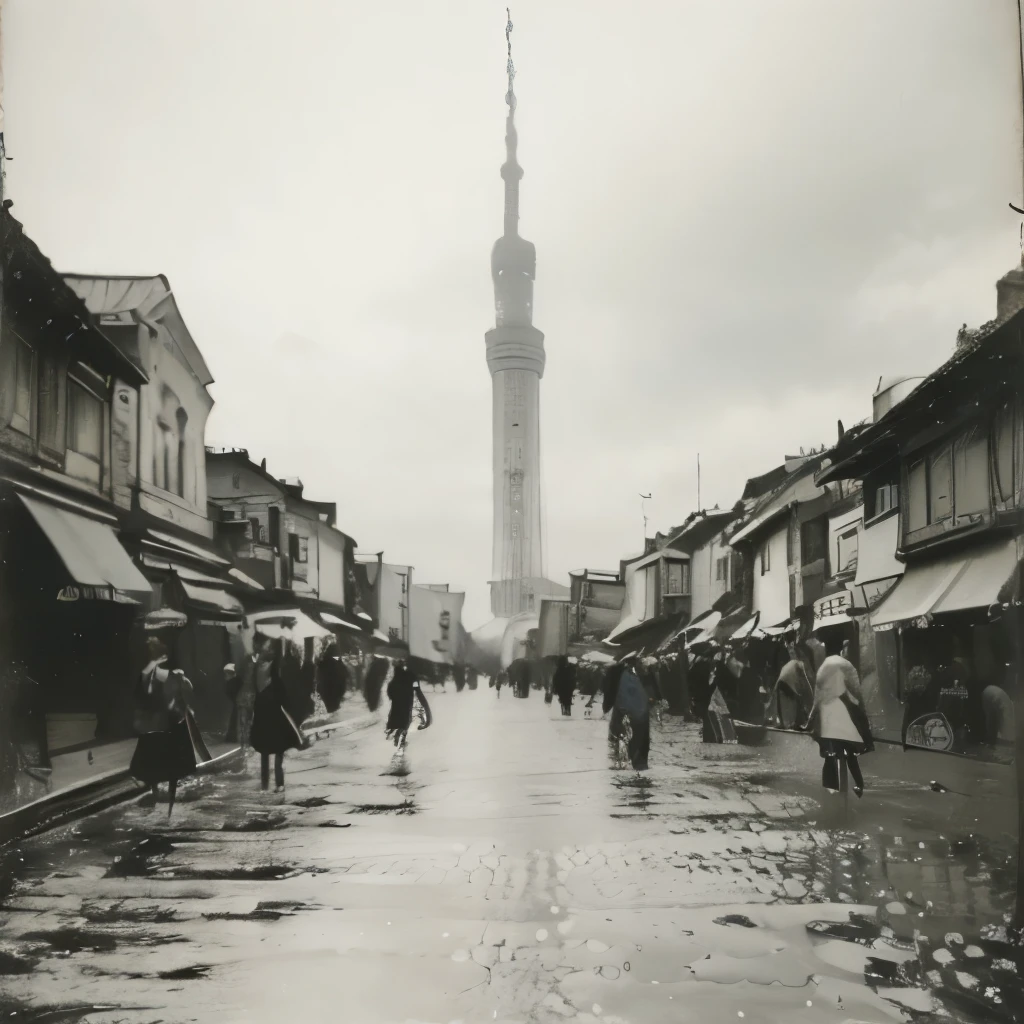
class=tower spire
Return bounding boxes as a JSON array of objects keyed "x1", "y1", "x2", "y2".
[{"x1": 501, "y1": 8, "x2": 523, "y2": 237}]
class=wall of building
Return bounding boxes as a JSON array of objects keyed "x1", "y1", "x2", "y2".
[
  {"x1": 317, "y1": 522, "x2": 345, "y2": 608},
  {"x1": 690, "y1": 531, "x2": 734, "y2": 618},
  {"x1": 135, "y1": 324, "x2": 214, "y2": 537},
  {"x1": 751, "y1": 524, "x2": 791, "y2": 627},
  {"x1": 378, "y1": 563, "x2": 413, "y2": 642}
]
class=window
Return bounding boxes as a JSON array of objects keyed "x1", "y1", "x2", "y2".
[
  {"x1": 175, "y1": 408, "x2": 188, "y2": 499},
  {"x1": 249, "y1": 517, "x2": 263, "y2": 543},
  {"x1": 268, "y1": 507, "x2": 281, "y2": 551},
  {"x1": 800, "y1": 516, "x2": 828, "y2": 567},
  {"x1": 13, "y1": 339, "x2": 34, "y2": 433},
  {"x1": 666, "y1": 561, "x2": 683, "y2": 595},
  {"x1": 715, "y1": 555, "x2": 730, "y2": 582},
  {"x1": 67, "y1": 380, "x2": 103, "y2": 460},
  {"x1": 836, "y1": 528, "x2": 859, "y2": 575},
  {"x1": 581, "y1": 581, "x2": 593, "y2": 601},
  {"x1": 928, "y1": 446, "x2": 952, "y2": 523},
  {"x1": 993, "y1": 401, "x2": 1016, "y2": 504},
  {"x1": 760, "y1": 543, "x2": 770, "y2": 575},
  {"x1": 37, "y1": 353, "x2": 60, "y2": 449},
  {"x1": 681, "y1": 561, "x2": 691, "y2": 595},
  {"x1": 288, "y1": 533, "x2": 309, "y2": 563},
  {"x1": 907, "y1": 459, "x2": 928, "y2": 531},
  {"x1": 953, "y1": 426, "x2": 989, "y2": 520}
]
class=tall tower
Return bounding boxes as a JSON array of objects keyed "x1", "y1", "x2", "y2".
[{"x1": 485, "y1": 12, "x2": 546, "y2": 618}]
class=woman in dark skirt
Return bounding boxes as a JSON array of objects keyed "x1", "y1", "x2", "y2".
[
  {"x1": 130, "y1": 636, "x2": 201, "y2": 816},
  {"x1": 249, "y1": 635, "x2": 304, "y2": 792}
]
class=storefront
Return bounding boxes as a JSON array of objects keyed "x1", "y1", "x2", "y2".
[
  {"x1": 870, "y1": 536, "x2": 1019, "y2": 760},
  {"x1": 0, "y1": 484, "x2": 151, "y2": 759}
]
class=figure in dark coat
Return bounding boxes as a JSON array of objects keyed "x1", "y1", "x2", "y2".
[
  {"x1": 508, "y1": 659, "x2": 531, "y2": 698},
  {"x1": 552, "y1": 656, "x2": 576, "y2": 715},
  {"x1": 317, "y1": 644, "x2": 349, "y2": 713},
  {"x1": 604, "y1": 657, "x2": 651, "y2": 770},
  {"x1": 130, "y1": 636, "x2": 205, "y2": 815},
  {"x1": 386, "y1": 660, "x2": 417, "y2": 747},
  {"x1": 249, "y1": 636, "x2": 304, "y2": 792}
]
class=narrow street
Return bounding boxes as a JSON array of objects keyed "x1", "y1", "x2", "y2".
[{"x1": 0, "y1": 689, "x2": 1017, "y2": 1024}]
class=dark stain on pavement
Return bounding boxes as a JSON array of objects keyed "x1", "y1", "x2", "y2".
[{"x1": 352, "y1": 801, "x2": 416, "y2": 814}]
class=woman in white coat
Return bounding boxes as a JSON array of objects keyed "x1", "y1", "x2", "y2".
[{"x1": 807, "y1": 632, "x2": 873, "y2": 796}]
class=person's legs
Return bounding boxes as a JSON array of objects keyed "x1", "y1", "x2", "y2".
[
  {"x1": 274, "y1": 753, "x2": 285, "y2": 789},
  {"x1": 168, "y1": 779, "x2": 177, "y2": 817},
  {"x1": 846, "y1": 752, "x2": 864, "y2": 794},
  {"x1": 261, "y1": 753, "x2": 270, "y2": 790},
  {"x1": 821, "y1": 755, "x2": 840, "y2": 791}
]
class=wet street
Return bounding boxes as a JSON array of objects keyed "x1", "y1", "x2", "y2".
[{"x1": 0, "y1": 688, "x2": 1020, "y2": 1024}]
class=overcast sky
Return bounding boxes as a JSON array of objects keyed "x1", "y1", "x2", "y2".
[{"x1": 4, "y1": 1, "x2": 1022, "y2": 629}]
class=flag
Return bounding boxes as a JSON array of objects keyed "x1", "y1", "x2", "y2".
[{"x1": 409, "y1": 585, "x2": 465, "y2": 665}]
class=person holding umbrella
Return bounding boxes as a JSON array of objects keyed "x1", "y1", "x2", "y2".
[{"x1": 249, "y1": 634, "x2": 304, "y2": 792}]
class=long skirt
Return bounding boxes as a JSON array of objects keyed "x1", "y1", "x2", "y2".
[
  {"x1": 250, "y1": 687, "x2": 304, "y2": 756},
  {"x1": 130, "y1": 719, "x2": 197, "y2": 786}
]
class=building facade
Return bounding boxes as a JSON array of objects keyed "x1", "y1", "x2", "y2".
[{"x1": 0, "y1": 213, "x2": 151, "y2": 790}]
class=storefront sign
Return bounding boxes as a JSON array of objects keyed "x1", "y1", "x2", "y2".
[
  {"x1": 812, "y1": 590, "x2": 852, "y2": 626},
  {"x1": 904, "y1": 712, "x2": 955, "y2": 752}
]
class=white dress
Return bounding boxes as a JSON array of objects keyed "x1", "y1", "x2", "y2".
[{"x1": 815, "y1": 656, "x2": 863, "y2": 744}]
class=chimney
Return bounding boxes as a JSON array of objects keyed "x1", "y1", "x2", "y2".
[{"x1": 996, "y1": 255, "x2": 1024, "y2": 320}]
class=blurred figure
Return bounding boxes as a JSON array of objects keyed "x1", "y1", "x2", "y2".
[
  {"x1": 981, "y1": 684, "x2": 1014, "y2": 746},
  {"x1": 130, "y1": 636, "x2": 201, "y2": 815},
  {"x1": 316, "y1": 642, "x2": 349, "y2": 713},
  {"x1": 552, "y1": 655, "x2": 575, "y2": 716},
  {"x1": 250, "y1": 635, "x2": 304, "y2": 792},
  {"x1": 386, "y1": 659, "x2": 417, "y2": 748},
  {"x1": 604, "y1": 654, "x2": 651, "y2": 771}
]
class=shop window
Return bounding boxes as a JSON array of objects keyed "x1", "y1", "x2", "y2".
[
  {"x1": 37, "y1": 352, "x2": 60, "y2": 450},
  {"x1": 800, "y1": 516, "x2": 828, "y2": 568},
  {"x1": 760, "y1": 543, "x2": 770, "y2": 575},
  {"x1": 907, "y1": 459, "x2": 927, "y2": 531},
  {"x1": 67, "y1": 380, "x2": 103, "y2": 461},
  {"x1": 953, "y1": 426, "x2": 989, "y2": 520},
  {"x1": 13, "y1": 339, "x2": 34, "y2": 434},
  {"x1": 928, "y1": 446, "x2": 952, "y2": 523},
  {"x1": 993, "y1": 400, "x2": 1016, "y2": 504},
  {"x1": 836, "y1": 528, "x2": 859, "y2": 575}
]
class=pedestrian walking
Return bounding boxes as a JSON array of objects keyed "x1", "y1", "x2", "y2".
[
  {"x1": 806, "y1": 633, "x2": 873, "y2": 797},
  {"x1": 552, "y1": 655, "x2": 575, "y2": 716},
  {"x1": 130, "y1": 636, "x2": 207, "y2": 815},
  {"x1": 316, "y1": 641, "x2": 349, "y2": 713},
  {"x1": 603, "y1": 654, "x2": 651, "y2": 771},
  {"x1": 234, "y1": 650, "x2": 258, "y2": 753},
  {"x1": 249, "y1": 634, "x2": 304, "y2": 792},
  {"x1": 385, "y1": 659, "x2": 417, "y2": 748}
]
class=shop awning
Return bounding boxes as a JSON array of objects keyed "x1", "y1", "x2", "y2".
[
  {"x1": 19, "y1": 493, "x2": 150, "y2": 601},
  {"x1": 320, "y1": 611, "x2": 363, "y2": 632},
  {"x1": 871, "y1": 557, "x2": 967, "y2": 628},
  {"x1": 179, "y1": 580, "x2": 245, "y2": 618},
  {"x1": 143, "y1": 528, "x2": 230, "y2": 567},
  {"x1": 248, "y1": 608, "x2": 333, "y2": 641},
  {"x1": 930, "y1": 538, "x2": 1019, "y2": 616}
]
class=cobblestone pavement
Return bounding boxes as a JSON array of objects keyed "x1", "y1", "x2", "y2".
[{"x1": 0, "y1": 689, "x2": 1019, "y2": 1024}]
